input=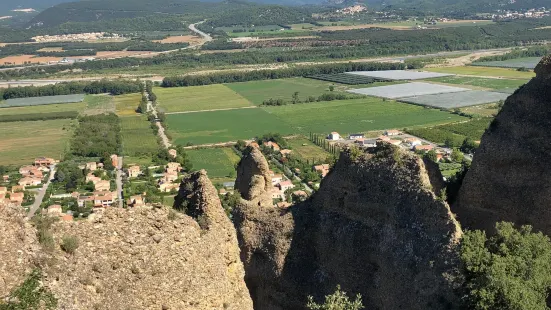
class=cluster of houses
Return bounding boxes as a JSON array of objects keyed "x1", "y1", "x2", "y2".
[
  {"x1": 269, "y1": 170, "x2": 308, "y2": 205},
  {"x1": 0, "y1": 157, "x2": 57, "y2": 207},
  {"x1": 31, "y1": 32, "x2": 122, "y2": 43}
]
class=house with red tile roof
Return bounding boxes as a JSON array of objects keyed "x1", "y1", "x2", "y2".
[
  {"x1": 313, "y1": 164, "x2": 330, "y2": 177},
  {"x1": 34, "y1": 157, "x2": 55, "y2": 167},
  {"x1": 94, "y1": 180, "x2": 111, "y2": 192},
  {"x1": 413, "y1": 144, "x2": 434, "y2": 152},
  {"x1": 86, "y1": 162, "x2": 98, "y2": 171},
  {"x1": 18, "y1": 177, "x2": 42, "y2": 187},
  {"x1": 86, "y1": 173, "x2": 102, "y2": 184},
  {"x1": 280, "y1": 149, "x2": 292, "y2": 157},
  {"x1": 10, "y1": 192, "x2": 24, "y2": 205},
  {"x1": 278, "y1": 180, "x2": 295, "y2": 192},
  {"x1": 328, "y1": 132, "x2": 341, "y2": 141},
  {"x1": 127, "y1": 165, "x2": 141, "y2": 178},
  {"x1": 263, "y1": 141, "x2": 281, "y2": 151}
]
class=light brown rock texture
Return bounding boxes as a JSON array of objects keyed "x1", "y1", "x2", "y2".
[
  {"x1": 0, "y1": 170, "x2": 253, "y2": 310},
  {"x1": 455, "y1": 54, "x2": 551, "y2": 235},
  {"x1": 233, "y1": 144, "x2": 463, "y2": 309},
  {"x1": 235, "y1": 147, "x2": 273, "y2": 204}
]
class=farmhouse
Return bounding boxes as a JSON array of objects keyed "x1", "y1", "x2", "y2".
[
  {"x1": 128, "y1": 165, "x2": 141, "y2": 178},
  {"x1": 349, "y1": 133, "x2": 365, "y2": 140},
  {"x1": 385, "y1": 130, "x2": 401, "y2": 136},
  {"x1": 94, "y1": 180, "x2": 111, "y2": 192},
  {"x1": 313, "y1": 164, "x2": 331, "y2": 177},
  {"x1": 328, "y1": 132, "x2": 341, "y2": 140}
]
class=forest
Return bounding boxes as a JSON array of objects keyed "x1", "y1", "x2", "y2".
[
  {"x1": 0, "y1": 80, "x2": 142, "y2": 100},
  {"x1": 70, "y1": 113, "x2": 121, "y2": 158}
]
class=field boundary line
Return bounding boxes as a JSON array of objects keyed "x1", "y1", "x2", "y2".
[{"x1": 165, "y1": 105, "x2": 258, "y2": 115}]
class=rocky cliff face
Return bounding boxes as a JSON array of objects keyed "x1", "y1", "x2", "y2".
[
  {"x1": 0, "y1": 171, "x2": 252, "y2": 310},
  {"x1": 233, "y1": 145, "x2": 463, "y2": 309},
  {"x1": 455, "y1": 55, "x2": 551, "y2": 235}
]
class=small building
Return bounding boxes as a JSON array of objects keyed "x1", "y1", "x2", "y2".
[
  {"x1": 18, "y1": 177, "x2": 42, "y2": 187},
  {"x1": 127, "y1": 165, "x2": 141, "y2": 178},
  {"x1": 263, "y1": 141, "x2": 281, "y2": 151},
  {"x1": 93, "y1": 192, "x2": 115, "y2": 207},
  {"x1": 86, "y1": 162, "x2": 97, "y2": 171},
  {"x1": 86, "y1": 173, "x2": 102, "y2": 184},
  {"x1": 313, "y1": 164, "x2": 330, "y2": 178},
  {"x1": 278, "y1": 180, "x2": 295, "y2": 192},
  {"x1": 10, "y1": 192, "x2": 24, "y2": 205},
  {"x1": 34, "y1": 157, "x2": 55, "y2": 167},
  {"x1": 361, "y1": 139, "x2": 378, "y2": 148},
  {"x1": 223, "y1": 182, "x2": 235, "y2": 189},
  {"x1": 19, "y1": 165, "x2": 34, "y2": 175},
  {"x1": 159, "y1": 182, "x2": 179, "y2": 193},
  {"x1": 413, "y1": 144, "x2": 434, "y2": 152},
  {"x1": 166, "y1": 162, "x2": 182, "y2": 173},
  {"x1": 47, "y1": 204, "x2": 63, "y2": 216},
  {"x1": 349, "y1": 133, "x2": 365, "y2": 140},
  {"x1": 162, "y1": 172, "x2": 178, "y2": 183},
  {"x1": 384, "y1": 130, "x2": 401, "y2": 136},
  {"x1": 272, "y1": 174, "x2": 283, "y2": 185},
  {"x1": 280, "y1": 149, "x2": 292, "y2": 157},
  {"x1": 168, "y1": 149, "x2": 177, "y2": 158},
  {"x1": 271, "y1": 187, "x2": 285, "y2": 200},
  {"x1": 2, "y1": 175, "x2": 9, "y2": 182},
  {"x1": 404, "y1": 137, "x2": 422, "y2": 147},
  {"x1": 94, "y1": 180, "x2": 111, "y2": 192},
  {"x1": 328, "y1": 132, "x2": 341, "y2": 141}
]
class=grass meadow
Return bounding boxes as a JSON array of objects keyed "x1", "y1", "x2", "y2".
[
  {"x1": 120, "y1": 116, "x2": 159, "y2": 157},
  {"x1": 155, "y1": 84, "x2": 252, "y2": 112},
  {"x1": 187, "y1": 148, "x2": 240, "y2": 179},
  {"x1": 286, "y1": 137, "x2": 331, "y2": 161},
  {"x1": 166, "y1": 108, "x2": 293, "y2": 145},
  {"x1": 225, "y1": 78, "x2": 340, "y2": 105},
  {"x1": 0, "y1": 102, "x2": 85, "y2": 115},
  {"x1": 263, "y1": 98, "x2": 467, "y2": 135},
  {"x1": 425, "y1": 76, "x2": 528, "y2": 90},
  {"x1": 0, "y1": 119, "x2": 75, "y2": 166},
  {"x1": 425, "y1": 66, "x2": 535, "y2": 79},
  {"x1": 114, "y1": 93, "x2": 140, "y2": 116},
  {"x1": 83, "y1": 94, "x2": 115, "y2": 115}
]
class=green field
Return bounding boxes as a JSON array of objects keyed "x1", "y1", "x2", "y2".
[
  {"x1": 155, "y1": 84, "x2": 253, "y2": 112},
  {"x1": 286, "y1": 137, "x2": 331, "y2": 161},
  {"x1": 263, "y1": 98, "x2": 467, "y2": 135},
  {"x1": 166, "y1": 108, "x2": 293, "y2": 145},
  {"x1": 83, "y1": 94, "x2": 115, "y2": 115},
  {"x1": 187, "y1": 148, "x2": 240, "y2": 179},
  {"x1": 114, "y1": 93, "x2": 140, "y2": 116},
  {"x1": 0, "y1": 119, "x2": 75, "y2": 166},
  {"x1": 0, "y1": 102, "x2": 85, "y2": 116},
  {"x1": 425, "y1": 66, "x2": 535, "y2": 79},
  {"x1": 225, "y1": 78, "x2": 340, "y2": 105},
  {"x1": 426, "y1": 76, "x2": 528, "y2": 90},
  {"x1": 407, "y1": 118, "x2": 492, "y2": 147},
  {"x1": 120, "y1": 116, "x2": 159, "y2": 157}
]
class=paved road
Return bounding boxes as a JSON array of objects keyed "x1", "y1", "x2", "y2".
[
  {"x1": 189, "y1": 20, "x2": 212, "y2": 42},
  {"x1": 27, "y1": 164, "x2": 56, "y2": 218},
  {"x1": 116, "y1": 156, "x2": 123, "y2": 208},
  {"x1": 145, "y1": 87, "x2": 171, "y2": 149}
]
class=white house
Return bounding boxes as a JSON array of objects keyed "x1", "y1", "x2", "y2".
[
  {"x1": 384, "y1": 130, "x2": 401, "y2": 136},
  {"x1": 328, "y1": 132, "x2": 341, "y2": 140},
  {"x1": 272, "y1": 174, "x2": 283, "y2": 185},
  {"x1": 349, "y1": 133, "x2": 364, "y2": 140}
]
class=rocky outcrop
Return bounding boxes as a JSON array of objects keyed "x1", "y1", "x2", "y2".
[
  {"x1": 235, "y1": 147, "x2": 272, "y2": 204},
  {"x1": 0, "y1": 171, "x2": 253, "y2": 310},
  {"x1": 455, "y1": 54, "x2": 551, "y2": 235},
  {"x1": 233, "y1": 145, "x2": 463, "y2": 309}
]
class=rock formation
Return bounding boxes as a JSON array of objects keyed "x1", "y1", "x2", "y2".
[
  {"x1": 235, "y1": 147, "x2": 273, "y2": 205},
  {"x1": 455, "y1": 54, "x2": 551, "y2": 235},
  {"x1": 0, "y1": 170, "x2": 253, "y2": 309},
  {"x1": 233, "y1": 144, "x2": 463, "y2": 309}
]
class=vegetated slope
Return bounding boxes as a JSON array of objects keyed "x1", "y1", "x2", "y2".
[
  {"x1": 0, "y1": 175, "x2": 253, "y2": 310},
  {"x1": 232, "y1": 146, "x2": 463, "y2": 309},
  {"x1": 454, "y1": 54, "x2": 551, "y2": 236}
]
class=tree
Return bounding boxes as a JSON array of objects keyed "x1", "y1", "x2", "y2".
[
  {"x1": 461, "y1": 222, "x2": 551, "y2": 310},
  {"x1": 460, "y1": 137, "x2": 478, "y2": 154},
  {"x1": 450, "y1": 148, "x2": 464, "y2": 163},
  {"x1": 329, "y1": 85, "x2": 335, "y2": 92},
  {"x1": 292, "y1": 91, "x2": 300, "y2": 104},
  {"x1": 307, "y1": 285, "x2": 363, "y2": 310},
  {"x1": 424, "y1": 149, "x2": 438, "y2": 163}
]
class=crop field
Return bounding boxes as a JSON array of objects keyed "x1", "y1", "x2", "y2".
[
  {"x1": 0, "y1": 102, "x2": 85, "y2": 115},
  {"x1": 83, "y1": 94, "x2": 115, "y2": 115},
  {"x1": 348, "y1": 82, "x2": 468, "y2": 99},
  {"x1": 187, "y1": 148, "x2": 240, "y2": 179},
  {"x1": 225, "y1": 78, "x2": 340, "y2": 105},
  {"x1": 425, "y1": 66, "x2": 535, "y2": 79},
  {"x1": 308, "y1": 73, "x2": 378, "y2": 85},
  {"x1": 425, "y1": 76, "x2": 528, "y2": 90},
  {"x1": 460, "y1": 103, "x2": 499, "y2": 117},
  {"x1": 472, "y1": 57, "x2": 542, "y2": 69},
  {"x1": 114, "y1": 93, "x2": 140, "y2": 116},
  {"x1": 2, "y1": 94, "x2": 85, "y2": 108},
  {"x1": 156, "y1": 84, "x2": 252, "y2": 112},
  {"x1": 407, "y1": 118, "x2": 491, "y2": 147},
  {"x1": 347, "y1": 70, "x2": 453, "y2": 80},
  {"x1": 264, "y1": 98, "x2": 467, "y2": 135},
  {"x1": 120, "y1": 116, "x2": 158, "y2": 157},
  {"x1": 166, "y1": 108, "x2": 293, "y2": 145},
  {"x1": 0, "y1": 119, "x2": 74, "y2": 166},
  {"x1": 400, "y1": 90, "x2": 509, "y2": 109},
  {"x1": 286, "y1": 137, "x2": 331, "y2": 161}
]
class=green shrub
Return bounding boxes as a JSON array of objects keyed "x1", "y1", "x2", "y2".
[
  {"x1": 0, "y1": 269, "x2": 57, "y2": 310},
  {"x1": 61, "y1": 235, "x2": 79, "y2": 254},
  {"x1": 307, "y1": 285, "x2": 363, "y2": 310}
]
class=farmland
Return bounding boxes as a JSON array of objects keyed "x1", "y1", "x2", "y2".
[
  {"x1": 156, "y1": 84, "x2": 252, "y2": 112},
  {"x1": 225, "y1": 78, "x2": 340, "y2": 105},
  {"x1": 264, "y1": 98, "x2": 467, "y2": 135},
  {"x1": 0, "y1": 102, "x2": 85, "y2": 115},
  {"x1": 187, "y1": 148, "x2": 240, "y2": 179},
  {"x1": 471, "y1": 57, "x2": 542, "y2": 69},
  {"x1": 308, "y1": 73, "x2": 378, "y2": 85},
  {"x1": 2, "y1": 94, "x2": 85, "y2": 108},
  {"x1": 425, "y1": 66, "x2": 535, "y2": 79},
  {"x1": 0, "y1": 119, "x2": 74, "y2": 166},
  {"x1": 83, "y1": 94, "x2": 115, "y2": 115},
  {"x1": 425, "y1": 76, "x2": 528, "y2": 90},
  {"x1": 286, "y1": 137, "x2": 331, "y2": 162},
  {"x1": 407, "y1": 118, "x2": 492, "y2": 147},
  {"x1": 120, "y1": 116, "x2": 159, "y2": 158},
  {"x1": 114, "y1": 93, "x2": 140, "y2": 116},
  {"x1": 166, "y1": 108, "x2": 293, "y2": 145}
]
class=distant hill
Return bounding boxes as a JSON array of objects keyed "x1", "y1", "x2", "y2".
[{"x1": 0, "y1": 0, "x2": 75, "y2": 15}]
